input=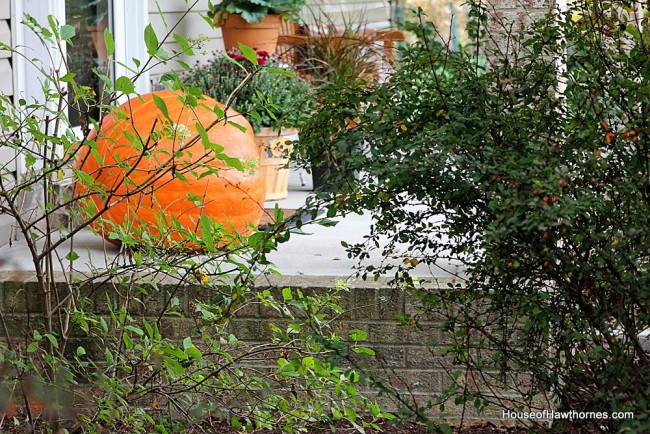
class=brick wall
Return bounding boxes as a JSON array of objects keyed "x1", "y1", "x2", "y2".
[{"x1": 0, "y1": 272, "x2": 546, "y2": 426}]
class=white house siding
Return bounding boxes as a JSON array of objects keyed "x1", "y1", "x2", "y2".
[
  {"x1": 302, "y1": 0, "x2": 392, "y2": 30},
  {"x1": 0, "y1": 0, "x2": 14, "y2": 246},
  {"x1": 148, "y1": 0, "x2": 392, "y2": 87},
  {"x1": 148, "y1": 0, "x2": 223, "y2": 88},
  {"x1": 0, "y1": 0, "x2": 14, "y2": 169},
  {"x1": 0, "y1": 0, "x2": 12, "y2": 101}
]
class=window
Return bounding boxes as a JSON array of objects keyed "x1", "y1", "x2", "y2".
[
  {"x1": 15, "y1": 0, "x2": 149, "y2": 128},
  {"x1": 65, "y1": 0, "x2": 111, "y2": 127}
]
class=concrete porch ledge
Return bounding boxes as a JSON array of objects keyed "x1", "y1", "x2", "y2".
[{"x1": 0, "y1": 170, "x2": 464, "y2": 278}]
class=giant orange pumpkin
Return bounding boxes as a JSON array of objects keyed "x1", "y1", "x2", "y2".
[{"x1": 75, "y1": 90, "x2": 265, "y2": 248}]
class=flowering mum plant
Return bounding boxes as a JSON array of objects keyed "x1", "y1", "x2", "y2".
[
  {"x1": 185, "y1": 49, "x2": 315, "y2": 133},
  {"x1": 227, "y1": 48, "x2": 271, "y2": 66}
]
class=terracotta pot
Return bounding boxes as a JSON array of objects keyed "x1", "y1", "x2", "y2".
[
  {"x1": 254, "y1": 127, "x2": 298, "y2": 201},
  {"x1": 221, "y1": 14, "x2": 283, "y2": 54}
]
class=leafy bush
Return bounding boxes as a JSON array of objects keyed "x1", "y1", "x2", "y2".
[{"x1": 295, "y1": 1, "x2": 650, "y2": 432}]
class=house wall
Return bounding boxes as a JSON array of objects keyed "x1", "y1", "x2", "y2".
[
  {"x1": 148, "y1": 0, "x2": 394, "y2": 88},
  {"x1": 0, "y1": 0, "x2": 15, "y2": 247},
  {"x1": 303, "y1": 0, "x2": 392, "y2": 29},
  {"x1": 148, "y1": 0, "x2": 224, "y2": 88},
  {"x1": 0, "y1": 0, "x2": 11, "y2": 98}
]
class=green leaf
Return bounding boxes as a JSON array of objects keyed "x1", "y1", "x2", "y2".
[
  {"x1": 266, "y1": 67, "x2": 295, "y2": 77},
  {"x1": 104, "y1": 28, "x2": 115, "y2": 56},
  {"x1": 164, "y1": 357, "x2": 186, "y2": 378},
  {"x1": 282, "y1": 287, "x2": 293, "y2": 301},
  {"x1": 124, "y1": 325, "x2": 144, "y2": 336},
  {"x1": 76, "y1": 346, "x2": 86, "y2": 357},
  {"x1": 348, "y1": 329, "x2": 368, "y2": 341},
  {"x1": 44, "y1": 333, "x2": 58, "y2": 348},
  {"x1": 183, "y1": 337, "x2": 192, "y2": 351},
  {"x1": 143, "y1": 319, "x2": 154, "y2": 338},
  {"x1": 195, "y1": 122, "x2": 223, "y2": 153},
  {"x1": 66, "y1": 251, "x2": 79, "y2": 261},
  {"x1": 238, "y1": 43, "x2": 259, "y2": 66},
  {"x1": 115, "y1": 76, "x2": 135, "y2": 94},
  {"x1": 100, "y1": 317, "x2": 108, "y2": 333},
  {"x1": 25, "y1": 153, "x2": 37, "y2": 168},
  {"x1": 173, "y1": 33, "x2": 194, "y2": 56},
  {"x1": 153, "y1": 94, "x2": 169, "y2": 119},
  {"x1": 226, "y1": 120, "x2": 249, "y2": 134},
  {"x1": 186, "y1": 346, "x2": 202, "y2": 361},
  {"x1": 48, "y1": 15, "x2": 59, "y2": 39},
  {"x1": 200, "y1": 214, "x2": 214, "y2": 247},
  {"x1": 122, "y1": 332, "x2": 133, "y2": 349},
  {"x1": 60, "y1": 24, "x2": 75, "y2": 41},
  {"x1": 59, "y1": 72, "x2": 76, "y2": 83},
  {"x1": 144, "y1": 24, "x2": 159, "y2": 56},
  {"x1": 344, "y1": 406, "x2": 358, "y2": 423},
  {"x1": 353, "y1": 347, "x2": 375, "y2": 356},
  {"x1": 105, "y1": 348, "x2": 114, "y2": 365},
  {"x1": 27, "y1": 342, "x2": 39, "y2": 353}
]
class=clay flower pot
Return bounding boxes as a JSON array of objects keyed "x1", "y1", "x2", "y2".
[{"x1": 221, "y1": 14, "x2": 283, "y2": 54}]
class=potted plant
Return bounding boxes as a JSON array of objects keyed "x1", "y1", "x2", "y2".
[
  {"x1": 207, "y1": 0, "x2": 307, "y2": 54},
  {"x1": 292, "y1": 18, "x2": 384, "y2": 191},
  {"x1": 184, "y1": 49, "x2": 315, "y2": 200}
]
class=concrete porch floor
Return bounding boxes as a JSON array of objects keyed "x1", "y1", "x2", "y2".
[{"x1": 0, "y1": 168, "x2": 463, "y2": 279}]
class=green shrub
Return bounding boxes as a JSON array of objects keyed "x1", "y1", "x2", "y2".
[{"x1": 295, "y1": 1, "x2": 650, "y2": 432}]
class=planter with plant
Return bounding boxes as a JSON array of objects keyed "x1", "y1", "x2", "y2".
[
  {"x1": 185, "y1": 48, "x2": 314, "y2": 200},
  {"x1": 292, "y1": 17, "x2": 385, "y2": 191},
  {"x1": 207, "y1": 0, "x2": 307, "y2": 54}
]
